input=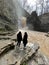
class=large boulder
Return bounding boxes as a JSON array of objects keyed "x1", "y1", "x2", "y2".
[{"x1": 0, "y1": 0, "x2": 18, "y2": 32}]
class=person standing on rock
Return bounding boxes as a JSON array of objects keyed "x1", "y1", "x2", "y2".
[
  {"x1": 17, "y1": 31, "x2": 22, "y2": 47},
  {"x1": 23, "y1": 32, "x2": 28, "y2": 48}
]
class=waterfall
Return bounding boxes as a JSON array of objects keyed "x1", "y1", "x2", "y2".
[{"x1": 13, "y1": 0, "x2": 26, "y2": 29}]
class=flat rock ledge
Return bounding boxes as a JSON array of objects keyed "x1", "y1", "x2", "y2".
[
  {"x1": 20, "y1": 43, "x2": 39, "y2": 65},
  {"x1": 0, "y1": 43, "x2": 39, "y2": 65}
]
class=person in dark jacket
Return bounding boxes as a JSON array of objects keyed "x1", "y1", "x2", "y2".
[
  {"x1": 23, "y1": 32, "x2": 28, "y2": 48},
  {"x1": 17, "y1": 31, "x2": 22, "y2": 47}
]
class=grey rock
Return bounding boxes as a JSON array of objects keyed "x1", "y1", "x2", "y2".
[
  {"x1": 0, "y1": 0, "x2": 18, "y2": 32},
  {"x1": 0, "y1": 43, "x2": 39, "y2": 65},
  {"x1": 27, "y1": 11, "x2": 41, "y2": 31}
]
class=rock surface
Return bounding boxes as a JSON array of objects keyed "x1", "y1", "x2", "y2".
[
  {"x1": 27, "y1": 11, "x2": 49, "y2": 32},
  {"x1": 0, "y1": 0, "x2": 18, "y2": 32},
  {"x1": 0, "y1": 42, "x2": 49, "y2": 65},
  {"x1": 0, "y1": 29, "x2": 49, "y2": 65},
  {"x1": 0, "y1": 42, "x2": 39, "y2": 65},
  {"x1": 39, "y1": 13, "x2": 49, "y2": 32},
  {"x1": 27, "y1": 11, "x2": 41, "y2": 31},
  {"x1": 27, "y1": 51, "x2": 49, "y2": 65}
]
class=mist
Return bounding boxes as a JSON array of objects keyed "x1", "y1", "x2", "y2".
[
  {"x1": 13, "y1": 0, "x2": 25, "y2": 18},
  {"x1": 13, "y1": 0, "x2": 26, "y2": 29}
]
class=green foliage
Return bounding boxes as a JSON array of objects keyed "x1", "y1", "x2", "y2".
[
  {"x1": 0, "y1": 28, "x2": 6, "y2": 31},
  {"x1": 5, "y1": 25, "x2": 13, "y2": 31},
  {"x1": 22, "y1": 62, "x2": 28, "y2": 65}
]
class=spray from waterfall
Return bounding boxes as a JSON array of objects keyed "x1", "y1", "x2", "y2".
[{"x1": 13, "y1": 0, "x2": 26, "y2": 29}]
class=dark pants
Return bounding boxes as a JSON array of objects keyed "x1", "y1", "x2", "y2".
[
  {"x1": 23, "y1": 43, "x2": 27, "y2": 47},
  {"x1": 17, "y1": 41, "x2": 21, "y2": 47}
]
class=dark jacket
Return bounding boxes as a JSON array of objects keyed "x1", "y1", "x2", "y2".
[
  {"x1": 23, "y1": 32, "x2": 28, "y2": 44},
  {"x1": 17, "y1": 32, "x2": 22, "y2": 42}
]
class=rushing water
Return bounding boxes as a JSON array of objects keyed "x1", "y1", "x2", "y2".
[{"x1": 13, "y1": 0, "x2": 26, "y2": 29}]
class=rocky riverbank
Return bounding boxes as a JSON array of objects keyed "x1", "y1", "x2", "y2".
[{"x1": 0, "y1": 29, "x2": 49, "y2": 65}]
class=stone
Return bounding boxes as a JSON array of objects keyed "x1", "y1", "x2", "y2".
[
  {"x1": 0, "y1": 42, "x2": 15, "y2": 57},
  {"x1": 0, "y1": 43, "x2": 39, "y2": 65},
  {"x1": 0, "y1": 0, "x2": 18, "y2": 32},
  {"x1": 27, "y1": 11, "x2": 41, "y2": 31},
  {"x1": 0, "y1": 42, "x2": 49, "y2": 65}
]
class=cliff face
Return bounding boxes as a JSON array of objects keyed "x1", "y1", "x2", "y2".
[
  {"x1": 27, "y1": 11, "x2": 41, "y2": 31},
  {"x1": 27, "y1": 11, "x2": 49, "y2": 32},
  {"x1": 0, "y1": 0, "x2": 18, "y2": 32},
  {"x1": 39, "y1": 13, "x2": 49, "y2": 32},
  {"x1": 39, "y1": 13, "x2": 49, "y2": 24}
]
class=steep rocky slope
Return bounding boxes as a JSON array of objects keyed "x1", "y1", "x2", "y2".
[
  {"x1": 39, "y1": 13, "x2": 49, "y2": 32},
  {"x1": 0, "y1": 0, "x2": 18, "y2": 32},
  {"x1": 39, "y1": 13, "x2": 49, "y2": 24},
  {"x1": 27, "y1": 11, "x2": 49, "y2": 32},
  {"x1": 27, "y1": 11, "x2": 41, "y2": 31}
]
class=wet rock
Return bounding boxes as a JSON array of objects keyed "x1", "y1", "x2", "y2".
[
  {"x1": 0, "y1": 43, "x2": 39, "y2": 65},
  {"x1": 0, "y1": 37, "x2": 11, "y2": 40},
  {"x1": 27, "y1": 51, "x2": 49, "y2": 65},
  {"x1": 32, "y1": 51, "x2": 49, "y2": 65},
  {"x1": 0, "y1": 42, "x2": 49, "y2": 65},
  {"x1": 0, "y1": 42, "x2": 15, "y2": 57},
  {"x1": 45, "y1": 32, "x2": 49, "y2": 37}
]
